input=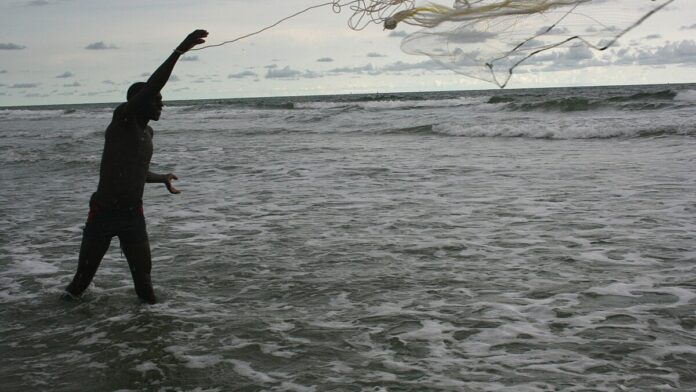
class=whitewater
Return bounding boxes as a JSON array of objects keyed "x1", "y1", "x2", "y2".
[{"x1": 1, "y1": 83, "x2": 696, "y2": 391}]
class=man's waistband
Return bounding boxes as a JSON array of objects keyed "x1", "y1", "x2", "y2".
[{"x1": 90, "y1": 193, "x2": 143, "y2": 212}]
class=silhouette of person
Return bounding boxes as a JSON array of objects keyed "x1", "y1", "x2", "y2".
[{"x1": 64, "y1": 30, "x2": 209, "y2": 303}]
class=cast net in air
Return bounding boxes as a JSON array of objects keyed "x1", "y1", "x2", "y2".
[{"x1": 192, "y1": 0, "x2": 675, "y2": 87}]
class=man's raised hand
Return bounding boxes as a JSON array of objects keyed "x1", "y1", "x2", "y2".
[{"x1": 176, "y1": 30, "x2": 209, "y2": 53}]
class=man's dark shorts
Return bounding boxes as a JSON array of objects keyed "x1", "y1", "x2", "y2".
[{"x1": 83, "y1": 201, "x2": 148, "y2": 244}]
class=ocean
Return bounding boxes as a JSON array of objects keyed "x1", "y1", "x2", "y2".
[{"x1": 1, "y1": 84, "x2": 696, "y2": 391}]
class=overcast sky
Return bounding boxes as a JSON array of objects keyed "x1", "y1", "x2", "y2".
[{"x1": 1, "y1": 0, "x2": 695, "y2": 106}]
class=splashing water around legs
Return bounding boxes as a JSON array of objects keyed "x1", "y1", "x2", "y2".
[{"x1": 191, "y1": 0, "x2": 674, "y2": 87}]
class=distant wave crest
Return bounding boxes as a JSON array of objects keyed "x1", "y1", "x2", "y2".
[
  {"x1": 432, "y1": 123, "x2": 696, "y2": 140},
  {"x1": 675, "y1": 89, "x2": 696, "y2": 103},
  {"x1": 489, "y1": 89, "x2": 685, "y2": 113}
]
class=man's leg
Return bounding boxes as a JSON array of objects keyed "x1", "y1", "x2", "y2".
[
  {"x1": 65, "y1": 236, "x2": 111, "y2": 297},
  {"x1": 121, "y1": 239, "x2": 156, "y2": 304}
]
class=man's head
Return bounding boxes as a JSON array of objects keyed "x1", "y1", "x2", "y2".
[
  {"x1": 127, "y1": 82, "x2": 163, "y2": 121},
  {"x1": 127, "y1": 82, "x2": 147, "y2": 101}
]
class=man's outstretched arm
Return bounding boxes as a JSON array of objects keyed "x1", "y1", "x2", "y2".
[
  {"x1": 126, "y1": 30, "x2": 208, "y2": 109},
  {"x1": 147, "y1": 172, "x2": 180, "y2": 194}
]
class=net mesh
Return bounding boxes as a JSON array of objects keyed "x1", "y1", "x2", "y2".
[{"x1": 394, "y1": 0, "x2": 675, "y2": 87}]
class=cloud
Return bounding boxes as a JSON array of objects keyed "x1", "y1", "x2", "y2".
[
  {"x1": 252, "y1": 60, "x2": 450, "y2": 79},
  {"x1": 510, "y1": 40, "x2": 696, "y2": 72},
  {"x1": 536, "y1": 26, "x2": 571, "y2": 35},
  {"x1": 518, "y1": 39, "x2": 546, "y2": 50},
  {"x1": 0, "y1": 43, "x2": 26, "y2": 50},
  {"x1": 85, "y1": 41, "x2": 118, "y2": 50},
  {"x1": 265, "y1": 66, "x2": 319, "y2": 79},
  {"x1": 517, "y1": 45, "x2": 606, "y2": 71},
  {"x1": 645, "y1": 34, "x2": 662, "y2": 40},
  {"x1": 180, "y1": 55, "x2": 199, "y2": 62},
  {"x1": 63, "y1": 81, "x2": 81, "y2": 87},
  {"x1": 614, "y1": 39, "x2": 696, "y2": 66},
  {"x1": 681, "y1": 23, "x2": 696, "y2": 30},
  {"x1": 169, "y1": 75, "x2": 180, "y2": 82},
  {"x1": 0, "y1": 70, "x2": 7, "y2": 74},
  {"x1": 80, "y1": 91, "x2": 101, "y2": 97},
  {"x1": 381, "y1": 60, "x2": 442, "y2": 72},
  {"x1": 317, "y1": 57, "x2": 334, "y2": 62},
  {"x1": 10, "y1": 83, "x2": 40, "y2": 89},
  {"x1": 442, "y1": 30, "x2": 498, "y2": 44},
  {"x1": 26, "y1": 0, "x2": 51, "y2": 5},
  {"x1": 56, "y1": 71, "x2": 74, "y2": 78},
  {"x1": 102, "y1": 80, "x2": 116, "y2": 85},
  {"x1": 367, "y1": 52, "x2": 386, "y2": 58},
  {"x1": 266, "y1": 66, "x2": 301, "y2": 79},
  {"x1": 389, "y1": 30, "x2": 408, "y2": 38},
  {"x1": 329, "y1": 64, "x2": 375, "y2": 74},
  {"x1": 562, "y1": 45, "x2": 594, "y2": 61},
  {"x1": 228, "y1": 70, "x2": 257, "y2": 79}
]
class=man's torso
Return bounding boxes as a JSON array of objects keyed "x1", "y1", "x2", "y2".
[{"x1": 92, "y1": 103, "x2": 154, "y2": 209}]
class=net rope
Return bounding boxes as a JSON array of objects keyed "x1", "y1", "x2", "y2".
[{"x1": 190, "y1": 0, "x2": 415, "y2": 51}]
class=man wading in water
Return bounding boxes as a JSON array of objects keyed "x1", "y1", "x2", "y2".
[{"x1": 64, "y1": 30, "x2": 209, "y2": 304}]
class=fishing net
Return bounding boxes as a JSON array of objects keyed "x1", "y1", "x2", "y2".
[
  {"x1": 193, "y1": 0, "x2": 674, "y2": 87},
  {"x1": 391, "y1": 0, "x2": 675, "y2": 87}
]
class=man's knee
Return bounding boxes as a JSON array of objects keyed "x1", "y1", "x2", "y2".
[{"x1": 121, "y1": 239, "x2": 152, "y2": 262}]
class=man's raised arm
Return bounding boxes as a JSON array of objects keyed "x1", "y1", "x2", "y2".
[{"x1": 126, "y1": 30, "x2": 209, "y2": 109}]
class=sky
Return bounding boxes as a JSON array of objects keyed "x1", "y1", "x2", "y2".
[{"x1": 1, "y1": 0, "x2": 695, "y2": 106}]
